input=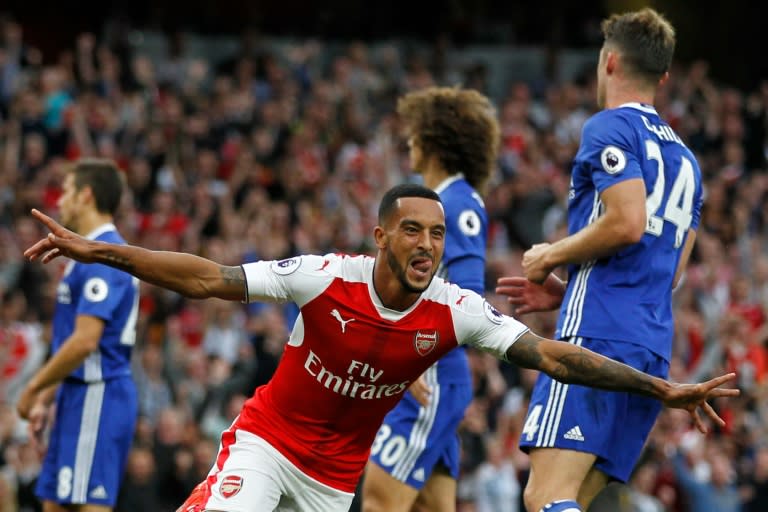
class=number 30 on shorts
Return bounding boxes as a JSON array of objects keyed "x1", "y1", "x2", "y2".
[{"x1": 370, "y1": 424, "x2": 408, "y2": 467}]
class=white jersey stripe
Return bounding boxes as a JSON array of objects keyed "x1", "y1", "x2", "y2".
[
  {"x1": 535, "y1": 371, "x2": 559, "y2": 446},
  {"x1": 562, "y1": 263, "x2": 587, "y2": 335},
  {"x1": 564, "y1": 263, "x2": 594, "y2": 337},
  {"x1": 72, "y1": 382, "x2": 104, "y2": 502},
  {"x1": 564, "y1": 257, "x2": 593, "y2": 336},
  {"x1": 562, "y1": 191, "x2": 601, "y2": 336},
  {"x1": 392, "y1": 368, "x2": 435, "y2": 480},
  {"x1": 392, "y1": 365, "x2": 440, "y2": 481},
  {"x1": 534, "y1": 338, "x2": 582, "y2": 447},
  {"x1": 546, "y1": 381, "x2": 569, "y2": 447},
  {"x1": 537, "y1": 380, "x2": 563, "y2": 446},
  {"x1": 545, "y1": 337, "x2": 582, "y2": 446},
  {"x1": 120, "y1": 277, "x2": 140, "y2": 346},
  {"x1": 83, "y1": 351, "x2": 102, "y2": 382}
]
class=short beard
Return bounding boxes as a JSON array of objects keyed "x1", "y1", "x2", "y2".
[{"x1": 386, "y1": 246, "x2": 430, "y2": 294}]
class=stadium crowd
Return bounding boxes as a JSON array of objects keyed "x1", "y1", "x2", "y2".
[{"x1": 0, "y1": 13, "x2": 767, "y2": 512}]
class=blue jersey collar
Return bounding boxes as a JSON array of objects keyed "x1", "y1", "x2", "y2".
[
  {"x1": 618, "y1": 102, "x2": 658, "y2": 115},
  {"x1": 84, "y1": 223, "x2": 117, "y2": 240},
  {"x1": 433, "y1": 173, "x2": 465, "y2": 194}
]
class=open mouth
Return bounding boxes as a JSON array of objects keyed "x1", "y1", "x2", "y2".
[{"x1": 409, "y1": 257, "x2": 433, "y2": 278}]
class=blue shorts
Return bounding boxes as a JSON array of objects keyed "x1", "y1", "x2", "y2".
[
  {"x1": 369, "y1": 364, "x2": 473, "y2": 489},
  {"x1": 36, "y1": 376, "x2": 137, "y2": 506},
  {"x1": 518, "y1": 337, "x2": 668, "y2": 483}
]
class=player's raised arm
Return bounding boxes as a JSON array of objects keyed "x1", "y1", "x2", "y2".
[
  {"x1": 505, "y1": 331, "x2": 740, "y2": 433},
  {"x1": 24, "y1": 209, "x2": 247, "y2": 301}
]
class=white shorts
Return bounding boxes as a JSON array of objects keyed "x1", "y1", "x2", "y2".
[{"x1": 201, "y1": 429, "x2": 355, "y2": 512}]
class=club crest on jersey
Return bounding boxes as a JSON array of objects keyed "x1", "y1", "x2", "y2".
[
  {"x1": 600, "y1": 146, "x2": 626, "y2": 174},
  {"x1": 271, "y1": 257, "x2": 301, "y2": 275},
  {"x1": 220, "y1": 475, "x2": 243, "y2": 499},
  {"x1": 483, "y1": 301, "x2": 504, "y2": 325},
  {"x1": 414, "y1": 330, "x2": 439, "y2": 356}
]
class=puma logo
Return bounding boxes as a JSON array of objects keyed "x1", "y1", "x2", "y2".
[
  {"x1": 331, "y1": 309, "x2": 355, "y2": 333},
  {"x1": 456, "y1": 294, "x2": 469, "y2": 305}
]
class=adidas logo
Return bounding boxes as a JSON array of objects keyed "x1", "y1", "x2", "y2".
[
  {"x1": 412, "y1": 468, "x2": 426, "y2": 482},
  {"x1": 563, "y1": 426, "x2": 585, "y2": 441},
  {"x1": 89, "y1": 485, "x2": 108, "y2": 499}
]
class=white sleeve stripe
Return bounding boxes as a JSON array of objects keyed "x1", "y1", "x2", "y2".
[{"x1": 240, "y1": 264, "x2": 250, "y2": 304}]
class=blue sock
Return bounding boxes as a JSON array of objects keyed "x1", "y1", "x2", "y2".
[{"x1": 539, "y1": 500, "x2": 582, "y2": 512}]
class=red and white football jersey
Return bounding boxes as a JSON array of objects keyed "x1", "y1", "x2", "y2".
[{"x1": 235, "y1": 253, "x2": 528, "y2": 492}]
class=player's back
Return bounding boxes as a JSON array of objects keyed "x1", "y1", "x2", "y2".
[
  {"x1": 558, "y1": 103, "x2": 703, "y2": 360},
  {"x1": 433, "y1": 175, "x2": 487, "y2": 385},
  {"x1": 53, "y1": 224, "x2": 139, "y2": 382},
  {"x1": 437, "y1": 175, "x2": 487, "y2": 293}
]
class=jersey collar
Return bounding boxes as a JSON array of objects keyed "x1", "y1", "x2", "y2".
[
  {"x1": 366, "y1": 256, "x2": 427, "y2": 321},
  {"x1": 618, "y1": 102, "x2": 658, "y2": 115},
  {"x1": 84, "y1": 223, "x2": 117, "y2": 240},
  {"x1": 433, "y1": 173, "x2": 465, "y2": 194}
]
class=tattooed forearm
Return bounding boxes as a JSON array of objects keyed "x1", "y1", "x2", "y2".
[
  {"x1": 91, "y1": 242, "x2": 235, "y2": 300},
  {"x1": 507, "y1": 332, "x2": 663, "y2": 399},
  {"x1": 220, "y1": 266, "x2": 246, "y2": 286},
  {"x1": 220, "y1": 266, "x2": 247, "y2": 301},
  {"x1": 505, "y1": 333, "x2": 543, "y2": 369},
  {"x1": 552, "y1": 351, "x2": 658, "y2": 397},
  {"x1": 102, "y1": 249, "x2": 135, "y2": 273}
]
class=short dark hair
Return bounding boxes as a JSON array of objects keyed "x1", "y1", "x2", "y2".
[
  {"x1": 378, "y1": 184, "x2": 441, "y2": 225},
  {"x1": 397, "y1": 86, "x2": 499, "y2": 194},
  {"x1": 602, "y1": 7, "x2": 676, "y2": 83},
  {"x1": 71, "y1": 158, "x2": 124, "y2": 215}
]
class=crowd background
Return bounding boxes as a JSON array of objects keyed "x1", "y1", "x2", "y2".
[{"x1": 0, "y1": 4, "x2": 768, "y2": 511}]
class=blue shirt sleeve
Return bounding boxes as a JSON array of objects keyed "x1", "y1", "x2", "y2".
[
  {"x1": 445, "y1": 255, "x2": 485, "y2": 294},
  {"x1": 75, "y1": 263, "x2": 131, "y2": 322},
  {"x1": 581, "y1": 112, "x2": 644, "y2": 193}
]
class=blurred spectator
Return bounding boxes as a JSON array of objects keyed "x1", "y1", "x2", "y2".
[
  {"x1": 201, "y1": 299, "x2": 246, "y2": 365},
  {"x1": 671, "y1": 438, "x2": 742, "y2": 512},
  {"x1": 628, "y1": 460, "x2": 667, "y2": 512},
  {"x1": 472, "y1": 435, "x2": 521, "y2": 512},
  {"x1": 152, "y1": 407, "x2": 191, "y2": 509},
  {"x1": 134, "y1": 344, "x2": 173, "y2": 423},
  {"x1": 743, "y1": 445, "x2": 768, "y2": 512},
  {"x1": 116, "y1": 446, "x2": 159, "y2": 511},
  {"x1": 0, "y1": 290, "x2": 45, "y2": 405}
]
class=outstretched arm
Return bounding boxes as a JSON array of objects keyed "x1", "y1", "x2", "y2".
[
  {"x1": 506, "y1": 331, "x2": 739, "y2": 433},
  {"x1": 24, "y1": 209, "x2": 246, "y2": 301}
]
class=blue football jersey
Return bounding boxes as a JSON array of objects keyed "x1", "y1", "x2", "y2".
[
  {"x1": 556, "y1": 103, "x2": 703, "y2": 361},
  {"x1": 53, "y1": 224, "x2": 139, "y2": 381},
  {"x1": 436, "y1": 174, "x2": 488, "y2": 294},
  {"x1": 433, "y1": 174, "x2": 487, "y2": 383}
]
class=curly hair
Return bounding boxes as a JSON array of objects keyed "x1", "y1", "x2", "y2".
[
  {"x1": 397, "y1": 86, "x2": 499, "y2": 195},
  {"x1": 601, "y1": 7, "x2": 676, "y2": 83}
]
